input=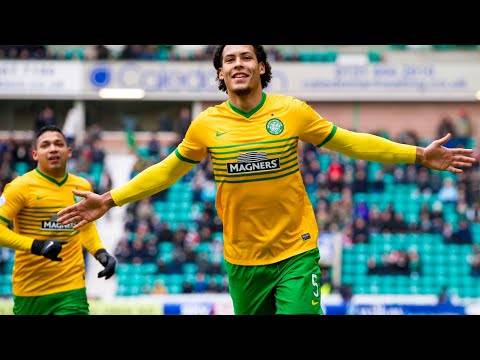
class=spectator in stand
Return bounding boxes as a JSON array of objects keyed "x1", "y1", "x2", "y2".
[
  {"x1": 327, "y1": 159, "x2": 344, "y2": 193},
  {"x1": 430, "y1": 201, "x2": 444, "y2": 220},
  {"x1": 130, "y1": 239, "x2": 148, "y2": 264},
  {"x1": 452, "y1": 220, "x2": 473, "y2": 244},
  {"x1": 438, "y1": 177, "x2": 459, "y2": 203},
  {"x1": 380, "y1": 206, "x2": 397, "y2": 233},
  {"x1": 437, "y1": 115, "x2": 457, "y2": 147},
  {"x1": 417, "y1": 167, "x2": 433, "y2": 193},
  {"x1": 309, "y1": 159, "x2": 322, "y2": 181},
  {"x1": 351, "y1": 218, "x2": 369, "y2": 244},
  {"x1": 167, "y1": 250, "x2": 186, "y2": 274},
  {"x1": 143, "y1": 241, "x2": 158, "y2": 263},
  {"x1": 392, "y1": 213, "x2": 408, "y2": 233},
  {"x1": 370, "y1": 170, "x2": 385, "y2": 192},
  {"x1": 315, "y1": 200, "x2": 330, "y2": 231},
  {"x1": 135, "y1": 199, "x2": 154, "y2": 222},
  {"x1": 394, "y1": 251, "x2": 411, "y2": 275},
  {"x1": 454, "y1": 109, "x2": 473, "y2": 147},
  {"x1": 368, "y1": 206, "x2": 383, "y2": 233},
  {"x1": 176, "y1": 106, "x2": 192, "y2": 137},
  {"x1": 147, "y1": 134, "x2": 161, "y2": 158},
  {"x1": 468, "y1": 245, "x2": 480, "y2": 276},
  {"x1": 392, "y1": 166, "x2": 406, "y2": 184},
  {"x1": 114, "y1": 237, "x2": 132, "y2": 262},
  {"x1": 331, "y1": 196, "x2": 353, "y2": 229},
  {"x1": 437, "y1": 286, "x2": 453, "y2": 306},
  {"x1": 34, "y1": 106, "x2": 56, "y2": 133},
  {"x1": 120, "y1": 45, "x2": 143, "y2": 59},
  {"x1": 150, "y1": 280, "x2": 168, "y2": 294},
  {"x1": 182, "y1": 281, "x2": 194, "y2": 294},
  {"x1": 367, "y1": 250, "x2": 415, "y2": 276},
  {"x1": 91, "y1": 140, "x2": 106, "y2": 164},
  {"x1": 367, "y1": 256, "x2": 380, "y2": 275},
  {"x1": 352, "y1": 169, "x2": 368, "y2": 193},
  {"x1": 408, "y1": 249, "x2": 421, "y2": 276},
  {"x1": 155, "y1": 221, "x2": 174, "y2": 242},
  {"x1": 193, "y1": 273, "x2": 208, "y2": 293},
  {"x1": 442, "y1": 223, "x2": 455, "y2": 243},
  {"x1": 206, "y1": 277, "x2": 219, "y2": 293},
  {"x1": 405, "y1": 165, "x2": 417, "y2": 183},
  {"x1": 353, "y1": 201, "x2": 369, "y2": 222}
]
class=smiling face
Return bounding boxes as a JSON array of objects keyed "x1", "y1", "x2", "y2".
[
  {"x1": 218, "y1": 45, "x2": 265, "y2": 96},
  {"x1": 33, "y1": 131, "x2": 71, "y2": 175}
]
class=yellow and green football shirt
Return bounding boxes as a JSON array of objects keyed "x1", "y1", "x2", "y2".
[
  {"x1": 176, "y1": 92, "x2": 335, "y2": 266},
  {"x1": 0, "y1": 169, "x2": 105, "y2": 296}
]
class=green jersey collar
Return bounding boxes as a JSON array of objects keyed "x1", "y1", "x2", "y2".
[
  {"x1": 228, "y1": 92, "x2": 267, "y2": 119},
  {"x1": 35, "y1": 168, "x2": 69, "y2": 187}
]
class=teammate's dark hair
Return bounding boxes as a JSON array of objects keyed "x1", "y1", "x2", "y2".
[
  {"x1": 34, "y1": 125, "x2": 67, "y2": 147},
  {"x1": 213, "y1": 45, "x2": 272, "y2": 93}
]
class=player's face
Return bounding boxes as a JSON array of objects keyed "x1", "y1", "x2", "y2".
[
  {"x1": 33, "y1": 131, "x2": 71, "y2": 173},
  {"x1": 219, "y1": 45, "x2": 265, "y2": 95}
]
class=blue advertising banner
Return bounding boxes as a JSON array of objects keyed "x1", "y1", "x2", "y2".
[{"x1": 326, "y1": 303, "x2": 465, "y2": 315}]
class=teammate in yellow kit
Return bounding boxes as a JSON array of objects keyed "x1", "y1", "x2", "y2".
[
  {"x1": 0, "y1": 126, "x2": 116, "y2": 315},
  {"x1": 58, "y1": 45, "x2": 476, "y2": 315}
]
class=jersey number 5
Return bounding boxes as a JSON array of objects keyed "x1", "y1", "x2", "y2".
[{"x1": 312, "y1": 274, "x2": 319, "y2": 298}]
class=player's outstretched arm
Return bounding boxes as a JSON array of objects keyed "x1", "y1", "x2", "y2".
[
  {"x1": 57, "y1": 151, "x2": 195, "y2": 229},
  {"x1": 324, "y1": 128, "x2": 476, "y2": 173}
]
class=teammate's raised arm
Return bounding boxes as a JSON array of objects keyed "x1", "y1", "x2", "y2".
[{"x1": 58, "y1": 150, "x2": 197, "y2": 228}]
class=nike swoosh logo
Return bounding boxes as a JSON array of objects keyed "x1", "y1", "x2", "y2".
[
  {"x1": 312, "y1": 300, "x2": 320, "y2": 306},
  {"x1": 42, "y1": 242, "x2": 53, "y2": 253},
  {"x1": 215, "y1": 130, "x2": 230, "y2": 137},
  {"x1": 36, "y1": 196, "x2": 45, "y2": 200}
]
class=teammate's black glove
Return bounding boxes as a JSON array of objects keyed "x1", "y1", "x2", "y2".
[
  {"x1": 95, "y1": 249, "x2": 117, "y2": 280},
  {"x1": 31, "y1": 239, "x2": 66, "y2": 261}
]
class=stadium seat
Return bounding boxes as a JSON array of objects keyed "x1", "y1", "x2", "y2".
[
  {"x1": 182, "y1": 263, "x2": 198, "y2": 275},
  {"x1": 14, "y1": 162, "x2": 29, "y2": 175}
]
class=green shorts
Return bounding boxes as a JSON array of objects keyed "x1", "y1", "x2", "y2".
[
  {"x1": 225, "y1": 248, "x2": 323, "y2": 315},
  {"x1": 13, "y1": 288, "x2": 89, "y2": 315}
]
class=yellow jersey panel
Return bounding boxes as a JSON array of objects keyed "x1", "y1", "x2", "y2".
[{"x1": 177, "y1": 93, "x2": 335, "y2": 265}]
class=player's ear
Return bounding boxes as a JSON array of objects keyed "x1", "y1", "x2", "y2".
[
  {"x1": 32, "y1": 149, "x2": 38, "y2": 161},
  {"x1": 259, "y1": 62, "x2": 265, "y2": 76},
  {"x1": 218, "y1": 68, "x2": 225, "y2": 81},
  {"x1": 67, "y1": 147, "x2": 72, "y2": 159}
]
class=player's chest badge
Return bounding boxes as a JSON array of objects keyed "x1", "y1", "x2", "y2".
[{"x1": 266, "y1": 118, "x2": 284, "y2": 135}]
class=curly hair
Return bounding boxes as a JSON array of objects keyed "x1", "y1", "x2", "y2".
[{"x1": 213, "y1": 45, "x2": 272, "y2": 93}]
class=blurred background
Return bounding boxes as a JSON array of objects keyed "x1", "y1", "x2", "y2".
[{"x1": 0, "y1": 44, "x2": 479, "y2": 314}]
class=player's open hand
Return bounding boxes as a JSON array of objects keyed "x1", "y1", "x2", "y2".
[
  {"x1": 57, "y1": 190, "x2": 113, "y2": 229},
  {"x1": 419, "y1": 133, "x2": 476, "y2": 173}
]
